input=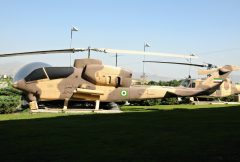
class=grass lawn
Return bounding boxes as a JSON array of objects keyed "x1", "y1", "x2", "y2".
[{"x1": 1, "y1": 104, "x2": 240, "y2": 162}]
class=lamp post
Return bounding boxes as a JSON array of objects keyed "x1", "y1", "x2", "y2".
[
  {"x1": 115, "y1": 53, "x2": 118, "y2": 67},
  {"x1": 187, "y1": 54, "x2": 195, "y2": 78},
  {"x1": 142, "y1": 42, "x2": 150, "y2": 84},
  {"x1": 69, "y1": 26, "x2": 79, "y2": 66}
]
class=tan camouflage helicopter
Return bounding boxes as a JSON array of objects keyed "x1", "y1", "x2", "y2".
[
  {"x1": 1, "y1": 47, "x2": 238, "y2": 110},
  {"x1": 143, "y1": 61, "x2": 240, "y2": 100}
]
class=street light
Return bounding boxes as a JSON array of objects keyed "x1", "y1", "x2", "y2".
[
  {"x1": 69, "y1": 26, "x2": 79, "y2": 66},
  {"x1": 142, "y1": 42, "x2": 151, "y2": 84},
  {"x1": 70, "y1": 26, "x2": 79, "y2": 48},
  {"x1": 144, "y1": 42, "x2": 150, "y2": 52}
]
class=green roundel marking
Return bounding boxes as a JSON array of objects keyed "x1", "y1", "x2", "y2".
[{"x1": 120, "y1": 90, "x2": 128, "y2": 97}]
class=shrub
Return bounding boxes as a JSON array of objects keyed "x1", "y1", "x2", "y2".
[
  {"x1": 140, "y1": 99, "x2": 162, "y2": 106},
  {"x1": 221, "y1": 95, "x2": 235, "y2": 102},
  {"x1": 130, "y1": 98, "x2": 179, "y2": 106},
  {"x1": 0, "y1": 87, "x2": 22, "y2": 96},
  {"x1": 160, "y1": 98, "x2": 179, "y2": 105},
  {"x1": 0, "y1": 96, "x2": 21, "y2": 114},
  {"x1": 0, "y1": 87, "x2": 22, "y2": 114}
]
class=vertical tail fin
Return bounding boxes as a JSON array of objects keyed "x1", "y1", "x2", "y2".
[{"x1": 197, "y1": 65, "x2": 240, "y2": 90}]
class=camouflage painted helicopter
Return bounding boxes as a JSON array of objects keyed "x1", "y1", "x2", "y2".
[
  {"x1": 1, "y1": 47, "x2": 199, "y2": 110},
  {"x1": 1, "y1": 47, "x2": 237, "y2": 110},
  {"x1": 143, "y1": 61, "x2": 240, "y2": 99}
]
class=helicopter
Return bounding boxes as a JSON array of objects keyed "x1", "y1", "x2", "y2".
[
  {"x1": 2, "y1": 47, "x2": 236, "y2": 110},
  {"x1": 143, "y1": 61, "x2": 240, "y2": 99},
  {"x1": 1, "y1": 47, "x2": 199, "y2": 110}
]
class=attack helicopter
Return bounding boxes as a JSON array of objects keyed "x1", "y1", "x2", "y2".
[
  {"x1": 1, "y1": 47, "x2": 200, "y2": 110},
  {"x1": 4, "y1": 47, "x2": 235, "y2": 110},
  {"x1": 143, "y1": 61, "x2": 240, "y2": 99}
]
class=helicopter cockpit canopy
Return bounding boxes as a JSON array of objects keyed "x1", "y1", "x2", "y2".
[
  {"x1": 24, "y1": 67, "x2": 74, "y2": 82},
  {"x1": 180, "y1": 79, "x2": 196, "y2": 88},
  {"x1": 14, "y1": 62, "x2": 51, "y2": 82}
]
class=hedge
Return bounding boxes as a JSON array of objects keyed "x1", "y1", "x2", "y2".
[{"x1": 0, "y1": 87, "x2": 22, "y2": 114}]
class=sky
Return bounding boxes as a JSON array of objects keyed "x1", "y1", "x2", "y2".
[{"x1": 0, "y1": 0, "x2": 240, "y2": 80}]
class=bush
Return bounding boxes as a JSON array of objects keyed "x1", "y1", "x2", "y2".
[
  {"x1": 0, "y1": 96, "x2": 21, "y2": 114},
  {"x1": 160, "y1": 98, "x2": 179, "y2": 105},
  {"x1": 130, "y1": 98, "x2": 179, "y2": 106},
  {"x1": 0, "y1": 87, "x2": 22, "y2": 96},
  {"x1": 141, "y1": 99, "x2": 162, "y2": 106},
  {"x1": 221, "y1": 95, "x2": 235, "y2": 102},
  {"x1": 0, "y1": 87, "x2": 22, "y2": 114},
  {"x1": 179, "y1": 97, "x2": 192, "y2": 104}
]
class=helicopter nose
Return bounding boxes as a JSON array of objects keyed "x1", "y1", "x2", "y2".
[
  {"x1": 13, "y1": 82, "x2": 18, "y2": 88},
  {"x1": 13, "y1": 80, "x2": 26, "y2": 90},
  {"x1": 13, "y1": 82, "x2": 17, "y2": 88}
]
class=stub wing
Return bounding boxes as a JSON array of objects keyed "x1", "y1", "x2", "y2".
[
  {"x1": 73, "y1": 88, "x2": 104, "y2": 96},
  {"x1": 72, "y1": 88, "x2": 104, "y2": 101}
]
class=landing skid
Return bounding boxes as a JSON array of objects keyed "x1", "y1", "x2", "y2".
[
  {"x1": 29, "y1": 100, "x2": 122, "y2": 113},
  {"x1": 30, "y1": 108, "x2": 122, "y2": 114}
]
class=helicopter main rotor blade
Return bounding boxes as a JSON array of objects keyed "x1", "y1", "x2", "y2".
[
  {"x1": 0, "y1": 47, "x2": 198, "y2": 59},
  {"x1": 143, "y1": 61, "x2": 205, "y2": 67},
  {"x1": 0, "y1": 48, "x2": 87, "y2": 57},
  {"x1": 92, "y1": 48, "x2": 198, "y2": 59}
]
